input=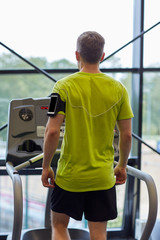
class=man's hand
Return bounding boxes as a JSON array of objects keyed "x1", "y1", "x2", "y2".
[
  {"x1": 41, "y1": 167, "x2": 55, "y2": 188},
  {"x1": 114, "y1": 165, "x2": 127, "y2": 185}
]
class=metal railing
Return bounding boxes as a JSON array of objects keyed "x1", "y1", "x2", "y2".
[
  {"x1": 6, "y1": 162, "x2": 23, "y2": 240},
  {"x1": 6, "y1": 152, "x2": 158, "y2": 240}
]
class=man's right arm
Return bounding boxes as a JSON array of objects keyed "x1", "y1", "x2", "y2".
[
  {"x1": 114, "y1": 118, "x2": 132, "y2": 184},
  {"x1": 41, "y1": 114, "x2": 65, "y2": 188}
]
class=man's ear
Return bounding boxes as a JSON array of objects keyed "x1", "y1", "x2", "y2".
[
  {"x1": 75, "y1": 51, "x2": 80, "y2": 61},
  {"x1": 100, "y1": 52, "x2": 105, "y2": 62}
]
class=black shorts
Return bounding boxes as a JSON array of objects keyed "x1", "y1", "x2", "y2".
[{"x1": 50, "y1": 184, "x2": 117, "y2": 222}]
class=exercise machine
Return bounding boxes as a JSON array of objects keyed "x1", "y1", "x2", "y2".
[{"x1": 6, "y1": 98, "x2": 158, "y2": 240}]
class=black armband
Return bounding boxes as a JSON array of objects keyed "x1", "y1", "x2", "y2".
[{"x1": 47, "y1": 93, "x2": 66, "y2": 117}]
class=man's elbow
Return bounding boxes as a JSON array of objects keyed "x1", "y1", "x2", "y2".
[
  {"x1": 49, "y1": 128, "x2": 60, "y2": 137},
  {"x1": 124, "y1": 131, "x2": 132, "y2": 143},
  {"x1": 45, "y1": 127, "x2": 60, "y2": 139},
  {"x1": 120, "y1": 130, "x2": 132, "y2": 142}
]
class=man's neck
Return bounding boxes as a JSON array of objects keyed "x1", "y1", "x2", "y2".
[{"x1": 79, "y1": 62, "x2": 101, "y2": 74}]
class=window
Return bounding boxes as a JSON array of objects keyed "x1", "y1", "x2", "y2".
[{"x1": 0, "y1": 0, "x2": 159, "y2": 238}]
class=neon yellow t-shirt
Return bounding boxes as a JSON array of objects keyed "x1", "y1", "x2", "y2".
[{"x1": 53, "y1": 72, "x2": 134, "y2": 192}]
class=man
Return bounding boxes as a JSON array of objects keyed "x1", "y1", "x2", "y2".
[{"x1": 41, "y1": 31, "x2": 134, "y2": 240}]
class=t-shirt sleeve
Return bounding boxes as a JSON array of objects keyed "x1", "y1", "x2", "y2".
[
  {"x1": 52, "y1": 81, "x2": 67, "y2": 116},
  {"x1": 117, "y1": 86, "x2": 134, "y2": 120}
]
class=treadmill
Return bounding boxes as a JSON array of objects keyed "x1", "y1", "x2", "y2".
[{"x1": 6, "y1": 97, "x2": 158, "y2": 240}]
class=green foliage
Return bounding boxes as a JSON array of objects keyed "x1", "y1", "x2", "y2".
[
  {"x1": 0, "y1": 53, "x2": 31, "y2": 69},
  {"x1": 143, "y1": 72, "x2": 160, "y2": 135},
  {"x1": 50, "y1": 58, "x2": 77, "y2": 69}
]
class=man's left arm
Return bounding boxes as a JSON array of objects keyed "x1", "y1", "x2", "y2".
[{"x1": 41, "y1": 114, "x2": 65, "y2": 188}]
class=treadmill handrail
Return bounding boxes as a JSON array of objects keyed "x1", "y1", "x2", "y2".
[
  {"x1": 6, "y1": 161, "x2": 23, "y2": 240},
  {"x1": 114, "y1": 161, "x2": 158, "y2": 240}
]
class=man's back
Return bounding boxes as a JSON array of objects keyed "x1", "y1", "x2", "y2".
[{"x1": 53, "y1": 72, "x2": 133, "y2": 192}]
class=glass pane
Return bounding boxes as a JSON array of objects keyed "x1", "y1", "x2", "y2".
[
  {"x1": 101, "y1": 44, "x2": 133, "y2": 69},
  {"x1": 144, "y1": 27, "x2": 160, "y2": 68},
  {"x1": 0, "y1": 54, "x2": 77, "y2": 70},
  {"x1": 0, "y1": 175, "x2": 47, "y2": 232},
  {"x1": 21, "y1": 175, "x2": 47, "y2": 229},
  {"x1": 144, "y1": 0, "x2": 160, "y2": 67},
  {"x1": 0, "y1": 0, "x2": 133, "y2": 68},
  {"x1": 0, "y1": 128, "x2": 7, "y2": 160},
  {"x1": 144, "y1": 0, "x2": 160, "y2": 29},
  {"x1": 141, "y1": 72, "x2": 160, "y2": 219},
  {"x1": 0, "y1": 176, "x2": 14, "y2": 232},
  {"x1": 142, "y1": 72, "x2": 160, "y2": 136}
]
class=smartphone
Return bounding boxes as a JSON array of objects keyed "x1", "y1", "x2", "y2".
[{"x1": 47, "y1": 95, "x2": 58, "y2": 116}]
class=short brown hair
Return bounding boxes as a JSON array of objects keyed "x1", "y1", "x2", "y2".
[{"x1": 77, "y1": 31, "x2": 105, "y2": 63}]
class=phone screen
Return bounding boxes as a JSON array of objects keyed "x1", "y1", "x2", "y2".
[{"x1": 48, "y1": 95, "x2": 58, "y2": 114}]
